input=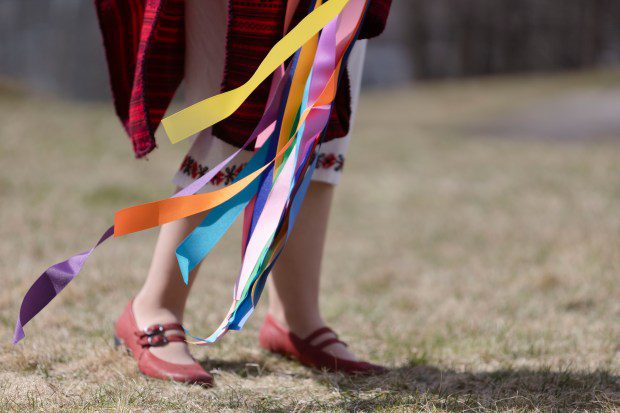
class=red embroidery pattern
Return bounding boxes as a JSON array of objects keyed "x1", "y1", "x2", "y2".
[
  {"x1": 179, "y1": 155, "x2": 246, "y2": 186},
  {"x1": 179, "y1": 152, "x2": 345, "y2": 186},
  {"x1": 316, "y1": 153, "x2": 345, "y2": 171}
]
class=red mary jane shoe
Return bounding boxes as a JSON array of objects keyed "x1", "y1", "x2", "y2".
[
  {"x1": 259, "y1": 313, "x2": 387, "y2": 375},
  {"x1": 114, "y1": 301, "x2": 213, "y2": 387}
]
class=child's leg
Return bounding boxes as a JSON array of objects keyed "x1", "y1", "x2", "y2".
[
  {"x1": 132, "y1": 210, "x2": 207, "y2": 364},
  {"x1": 267, "y1": 182, "x2": 332, "y2": 338},
  {"x1": 266, "y1": 184, "x2": 357, "y2": 361},
  {"x1": 267, "y1": 40, "x2": 368, "y2": 361},
  {"x1": 127, "y1": 0, "x2": 227, "y2": 365},
  {"x1": 133, "y1": 210, "x2": 207, "y2": 323}
]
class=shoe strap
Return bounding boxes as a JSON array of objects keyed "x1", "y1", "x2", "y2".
[
  {"x1": 136, "y1": 323, "x2": 184, "y2": 338},
  {"x1": 302, "y1": 326, "x2": 336, "y2": 344},
  {"x1": 313, "y1": 337, "x2": 349, "y2": 351},
  {"x1": 137, "y1": 334, "x2": 186, "y2": 348}
]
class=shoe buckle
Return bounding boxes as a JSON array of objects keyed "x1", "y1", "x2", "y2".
[
  {"x1": 147, "y1": 334, "x2": 169, "y2": 347},
  {"x1": 144, "y1": 324, "x2": 165, "y2": 336}
]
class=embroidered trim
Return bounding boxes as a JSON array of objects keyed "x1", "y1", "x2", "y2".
[
  {"x1": 179, "y1": 152, "x2": 345, "y2": 186},
  {"x1": 316, "y1": 153, "x2": 345, "y2": 171},
  {"x1": 179, "y1": 155, "x2": 246, "y2": 186}
]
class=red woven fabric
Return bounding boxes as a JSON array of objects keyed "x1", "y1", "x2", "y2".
[{"x1": 95, "y1": 0, "x2": 391, "y2": 158}]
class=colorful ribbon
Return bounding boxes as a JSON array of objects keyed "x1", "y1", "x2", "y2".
[
  {"x1": 13, "y1": 0, "x2": 369, "y2": 345},
  {"x1": 181, "y1": 0, "x2": 369, "y2": 343}
]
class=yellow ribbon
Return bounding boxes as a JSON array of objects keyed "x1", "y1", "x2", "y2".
[{"x1": 161, "y1": 0, "x2": 350, "y2": 144}]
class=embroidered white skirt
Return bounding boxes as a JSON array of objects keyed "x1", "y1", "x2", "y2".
[{"x1": 172, "y1": 0, "x2": 367, "y2": 192}]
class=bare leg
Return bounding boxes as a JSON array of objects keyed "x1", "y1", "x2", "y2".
[
  {"x1": 265, "y1": 41, "x2": 367, "y2": 361},
  {"x1": 132, "y1": 208, "x2": 207, "y2": 364},
  {"x1": 133, "y1": 0, "x2": 228, "y2": 363},
  {"x1": 268, "y1": 181, "x2": 357, "y2": 360}
]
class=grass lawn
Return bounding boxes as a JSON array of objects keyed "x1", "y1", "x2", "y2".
[{"x1": 1, "y1": 70, "x2": 620, "y2": 412}]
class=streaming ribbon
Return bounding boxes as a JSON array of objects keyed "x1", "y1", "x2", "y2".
[{"x1": 13, "y1": 0, "x2": 368, "y2": 345}]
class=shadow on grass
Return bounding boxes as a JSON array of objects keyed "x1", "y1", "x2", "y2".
[
  {"x1": 199, "y1": 357, "x2": 620, "y2": 411},
  {"x1": 327, "y1": 364, "x2": 620, "y2": 411},
  {"x1": 199, "y1": 358, "x2": 276, "y2": 378}
]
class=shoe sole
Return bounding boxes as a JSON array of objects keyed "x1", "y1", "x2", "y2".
[{"x1": 113, "y1": 334, "x2": 214, "y2": 387}]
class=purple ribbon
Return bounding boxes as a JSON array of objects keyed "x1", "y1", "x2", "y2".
[{"x1": 12, "y1": 226, "x2": 114, "y2": 344}]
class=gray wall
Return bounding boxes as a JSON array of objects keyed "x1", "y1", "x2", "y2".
[
  {"x1": 363, "y1": 1, "x2": 415, "y2": 86},
  {"x1": 0, "y1": 0, "x2": 107, "y2": 100},
  {"x1": 408, "y1": 0, "x2": 620, "y2": 78}
]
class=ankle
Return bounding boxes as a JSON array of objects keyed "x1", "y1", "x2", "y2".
[
  {"x1": 268, "y1": 308, "x2": 325, "y2": 339},
  {"x1": 132, "y1": 294, "x2": 184, "y2": 329}
]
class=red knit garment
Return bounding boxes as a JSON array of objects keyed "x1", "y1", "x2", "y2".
[{"x1": 95, "y1": 0, "x2": 392, "y2": 158}]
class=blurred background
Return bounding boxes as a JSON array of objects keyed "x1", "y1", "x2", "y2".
[
  {"x1": 2, "y1": 1, "x2": 620, "y2": 94},
  {"x1": 1, "y1": 1, "x2": 620, "y2": 411}
]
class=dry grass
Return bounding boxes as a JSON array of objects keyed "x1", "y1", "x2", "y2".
[{"x1": 1, "y1": 70, "x2": 620, "y2": 412}]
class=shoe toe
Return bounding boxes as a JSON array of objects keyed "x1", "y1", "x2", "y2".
[{"x1": 139, "y1": 351, "x2": 214, "y2": 387}]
